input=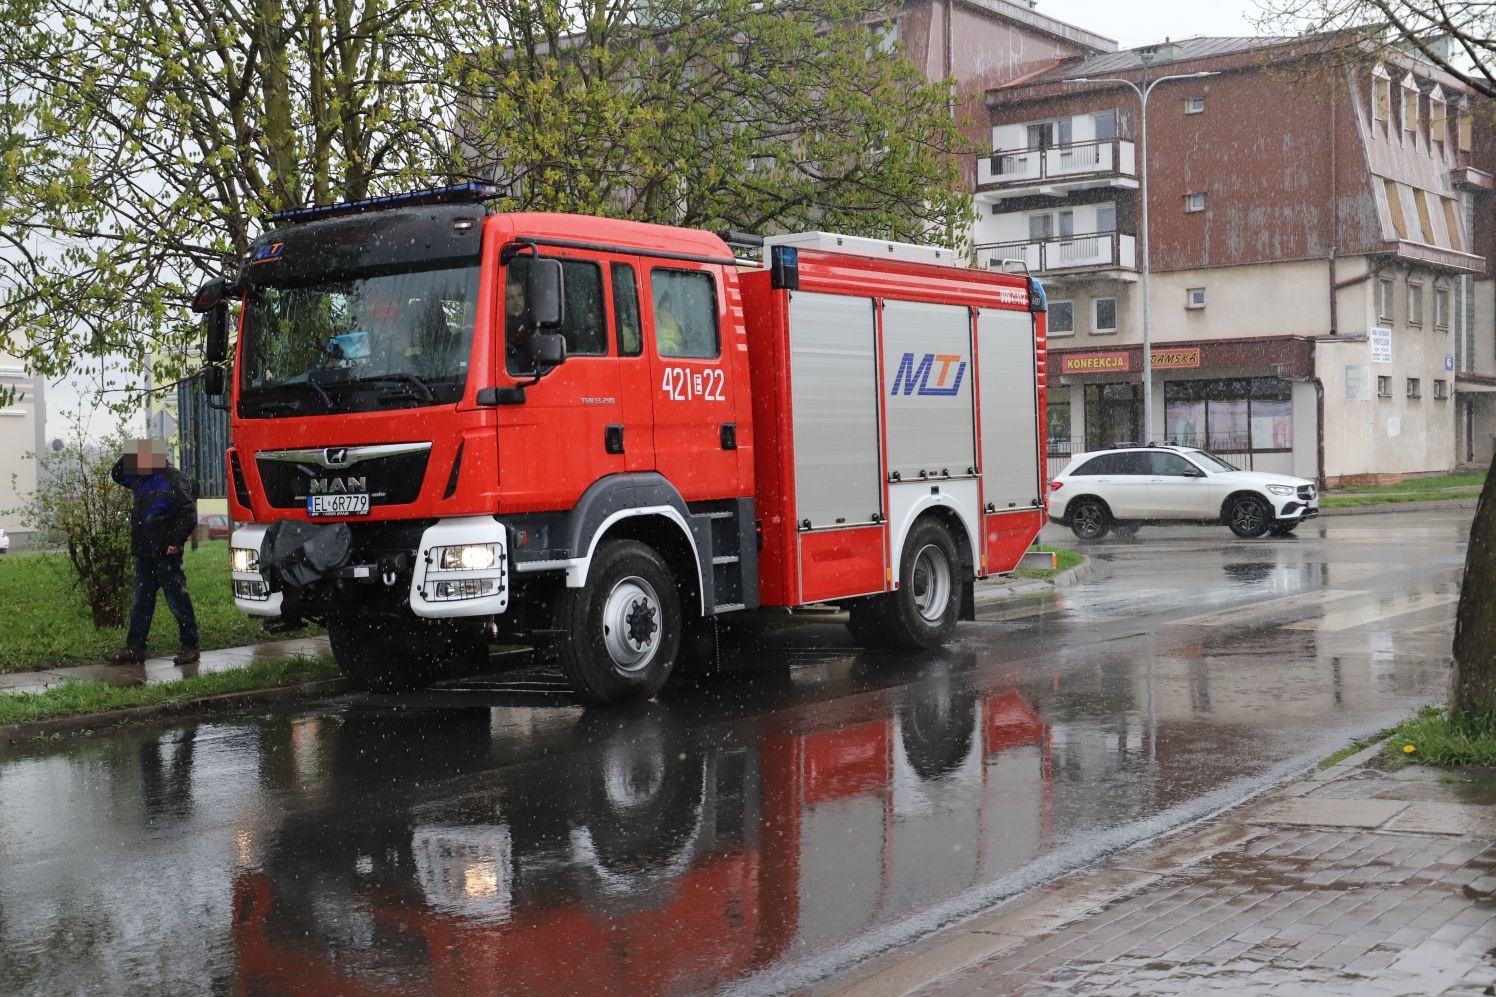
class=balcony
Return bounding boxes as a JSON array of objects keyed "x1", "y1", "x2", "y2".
[
  {"x1": 975, "y1": 232, "x2": 1138, "y2": 277},
  {"x1": 976, "y1": 139, "x2": 1138, "y2": 197}
]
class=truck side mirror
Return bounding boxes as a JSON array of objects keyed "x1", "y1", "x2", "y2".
[
  {"x1": 532, "y1": 332, "x2": 567, "y2": 369},
  {"x1": 527, "y1": 258, "x2": 565, "y2": 329},
  {"x1": 204, "y1": 305, "x2": 229, "y2": 365},
  {"x1": 201, "y1": 365, "x2": 226, "y2": 396}
]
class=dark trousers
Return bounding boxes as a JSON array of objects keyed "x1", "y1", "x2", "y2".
[{"x1": 126, "y1": 555, "x2": 200, "y2": 651}]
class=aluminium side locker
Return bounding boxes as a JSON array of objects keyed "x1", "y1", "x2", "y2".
[{"x1": 974, "y1": 305, "x2": 1046, "y2": 574}]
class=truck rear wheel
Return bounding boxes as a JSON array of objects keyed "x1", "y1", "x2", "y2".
[
  {"x1": 555, "y1": 540, "x2": 682, "y2": 704},
  {"x1": 329, "y1": 614, "x2": 485, "y2": 693},
  {"x1": 880, "y1": 519, "x2": 965, "y2": 650}
]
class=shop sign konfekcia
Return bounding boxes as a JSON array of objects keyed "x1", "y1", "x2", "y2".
[{"x1": 1060, "y1": 348, "x2": 1202, "y2": 375}]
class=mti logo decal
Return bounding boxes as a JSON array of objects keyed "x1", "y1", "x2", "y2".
[
  {"x1": 890, "y1": 353, "x2": 966, "y2": 396},
  {"x1": 250, "y1": 242, "x2": 285, "y2": 265}
]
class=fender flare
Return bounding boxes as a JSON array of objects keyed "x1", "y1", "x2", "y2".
[{"x1": 888, "y1": 491, "x2": 981, "y2": 587}]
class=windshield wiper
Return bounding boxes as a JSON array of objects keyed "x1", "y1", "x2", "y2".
[
  {"x1": 354, "y1": 372, "x2": 436, "y2": 405},
  {"x1": 303, "y1": 375, "x2": 337, "y2": 410}
]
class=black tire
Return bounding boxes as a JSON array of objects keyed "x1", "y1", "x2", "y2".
[
  {"x1": 554, "y1": 540, "x2": 682, "y2": 704},
  {"x1": 1269, "y1": 522, "x2": 1299, "y2": 537},
  {"x1": 329, "y1": 614, "x2": 484, "y2": 693},
  {"x1": 1227, "y1": 495, "x2": 1273, "y2": 539},
  {"x1": 1069, "y1": 498, "x2": 1111, "y2": 540},
  {"x1": 880, "y1": 519, "x2": 965, "y2": 650}
]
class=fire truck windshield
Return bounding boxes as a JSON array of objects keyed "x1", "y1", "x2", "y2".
[{"x1": 238, "y1": 264, "x2": 481, "y2": 417}]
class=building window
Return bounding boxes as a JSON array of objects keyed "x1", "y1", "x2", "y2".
[
  {"x1": 1407, "y1": 280, "x2": 1423, "y2": 326},
  {"x1": 1377, "y1": 277, "x2": 1394, "y2": 322},
  {"x1": 1185, "y1": 193, "x2": 1206, "y2": 213},
  {"x1": 1164, "y1": 378, "x2": 1293, "y2": 452},
  {"x1": 1401, "y1": 77, "x2": 1420, "y2": 132},
  {"x1": 1377, "y1": 375, "x2": 1393, "y2": 397},
  {"x1": 1459, "y1": 107, "x2": 1473, "y2": 152},
  {"x1": 1435, "y1": 284, "x2": 1451, "y2": 329},
  {"x1": 1373, "y1": 68, "x2": 1391, "y2": 121},
  {"x1": 1434, "y1": 379, "x2": 1449, "y2": 399},
  {"x1": 1406, "y1": 377, "x2": 1421, "y2": 398},
  {"x1": 1384, "y1": 180, "x2": 1408, "y2": 239},
  {"x1": 1186, "y1": 287, "x2": 1206, "y2": 309},
  {"x1": 1093, "y1": 297, "x2": 1117, "y2": 333},
  {"x1": 1095, "y1": 204, "x2": 1117, "y2": 233},
  {"x1": 1443, "y1": 198, "x2": 1463, "y2": 252},
  {"x1": 1430, "y1": 89, "x2": 1447, "y2": 144},
  {"x1": 1029, "y1": 213, "x2": 1054, "y2": 241},
  {"x1": 1185, "y1": 96, "x2": 1205, "y2": 114},
  {"x1": 1049, "y1": 300, "x2": 1075, "y2": 335},
  {"x1": 1093, "y1": 110, "x2": 1117, "y2": 141}
]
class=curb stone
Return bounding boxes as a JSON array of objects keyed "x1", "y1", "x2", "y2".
[
  {"x1": 0, "y1": 678, "x2": 348, "y2": 748},
  {"x1": 1319, "y1": 497, "x2": 1477, "y2": 516},
  {"x1": 973, "y1": 554, "x2": 1093, "y2": 606}
]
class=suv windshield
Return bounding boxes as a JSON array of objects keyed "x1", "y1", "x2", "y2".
[
  {"x1": 239, "y1": 264, "x2": 481, "y2": 418},
  {"x1": 1184, "y1": 449, "x2": 1240, "y2": 473}
]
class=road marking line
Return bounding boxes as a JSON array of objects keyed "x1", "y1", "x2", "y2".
[
  {"x1": 1283, "y1": 591, "x2": 1460, "y2": 633},
  {"x1": 1167, "y1": 590, "x2": 1370, "y2": 628}
]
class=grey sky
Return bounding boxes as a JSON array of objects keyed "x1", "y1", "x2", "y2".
[{"x1": 44, "y1": 0, "x2": 1264, "y2": 442}]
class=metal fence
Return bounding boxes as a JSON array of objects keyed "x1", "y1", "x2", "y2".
[{"x1": 176, "y1": 376, "x2": 230, "y2": 498}]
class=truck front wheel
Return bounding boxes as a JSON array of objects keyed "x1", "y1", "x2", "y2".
[{"x1": 555, "y1": 540, "x2": 682, "y2": 704}]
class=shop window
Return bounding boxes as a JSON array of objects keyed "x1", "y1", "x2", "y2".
[
  {"x1": 1406, "y1": 377, "x2": 1421, "y2": 399},
  {"x1": 1435, "y1": 284, "x2": 1451, "y2": 330},
  {"x1": 1434, "y1": 379, "x2": 1449, "y2": 399},
  {"x1": 1049, "y1": 300, "x2": 1075, "y2": 335},
  {"x1": 1047, "y1": 397, "x2": 1072, "y2": 455},
  {"x1": 1163, "y1": 378, "x2": 1292, "y2": 452},
  {"x1": 1407, "y1": 280, "x2": 1423, "y2": 326},
  {"x1": 1185, "y1": 96, "x2": 1205, "y2": 114},
  {"x1": 1187, "y1": 287, "x2": 1206, "y2": 309},
  {"x1": 1093, "y1": 297, "x2": 1117, "y2": 333},
  {"x1": 1377, "y1": 277, "x2": 1394, "y2": 322},
  {"x1": 1377, "y1": 375, "x2": 1392, "y2": 397},
  {"x1": 1083, "y1": 382, "x2": 1140, "y2": 450},
  {"x1": 1185, "y1": 193, "x2": 1206, "y2": 213}
]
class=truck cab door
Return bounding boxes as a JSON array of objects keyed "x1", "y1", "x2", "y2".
[
  {"x1": 643, "y1": 265, "x2": 742, "y2": 502},
  {"x1": 608, "y1": 261, "x2": 656, "y2": 473}
]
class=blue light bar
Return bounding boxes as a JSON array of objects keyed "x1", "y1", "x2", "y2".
[{"x1": 268, "y1": 182, "x2": 502, "y2": 225}]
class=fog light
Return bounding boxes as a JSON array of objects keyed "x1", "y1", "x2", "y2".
[
  {"x1": 231, "y1": 547, "x2": 260, "y2": 573},
  {"x1": 440, "y1": 544, "x2": 497, "y2": 571},
  {"x1": 234, "y1": 579, "x2": 270, "y2": 601},
  {"x1": 432, "y1": 579, "x2": 496, "y2": 601}
]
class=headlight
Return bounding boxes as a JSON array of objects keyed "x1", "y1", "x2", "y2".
[
  {"x1": 231, "y1": 547, "x2": 260, "y2": 573},
  {"x1": 1265, "y1": 484, "x2": 1295, "y2": 496},
  {"x1": 440, "y1": 544, "x2": 498, "y2": 571}
]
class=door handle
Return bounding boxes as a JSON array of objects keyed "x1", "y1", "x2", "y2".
[
  {"x1": 605, "y1": 425, "x2": 624, "y2": 454},
  {"x1": 720, "y1": 423, "x2": 737, "y2": 451}
]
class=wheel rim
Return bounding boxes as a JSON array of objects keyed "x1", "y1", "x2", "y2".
[
  {"x1": 1234, "y1": 500, "x2": 1266, "y2": 534},
  {"x1": 910, "y1": 544, "x2": 953, "y2": 623},
  {"x1": 1074, "y1": 503, "x2": 1103, "y2": 538},
  {"x1": 602, "y1": 575, "x2": 663, "y2": 673}
]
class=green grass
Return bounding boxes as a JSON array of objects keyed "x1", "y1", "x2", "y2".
[
  {"x1": 0, "y1": 654, "x2": 340, "y2": 728},
  {"x1": 1331, "y1": 472, "x2": 1485, "y2": 495},
  {"x1": 1013, "y1": 544, "x2": 1083, "y2": 579},
  {"x1": 1320, "y1": 489, "x2": 1483, "y2": 509},
  {"x1": 1382, "y1": 706, "x2": 1496, "y2": 769},
  {"x1": 1318, "y1": 724, "x2": 1401, "y2": 769},
  {"x1": 0, "y1": 544, "x2": 318, "y2": 675}
]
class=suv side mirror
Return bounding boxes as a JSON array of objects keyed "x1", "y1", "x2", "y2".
[
  {"x1": 527, "y1": 259, "x2": 565, "y2": 329},
  {"x1": 532, "y1": 332, "x2": 567, "y2": 369},
  {"x1": 1183, "y1": 467, "x2": 1206, "y2": 478}
]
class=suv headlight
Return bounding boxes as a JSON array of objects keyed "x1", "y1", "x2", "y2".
[
  {"x1": 1265, "y1": 484, "x2": 1295, "y2": 496},
  {"x1": 439, "y1": 544, "x2": 498, "y2": 571},
  {"x1": 231, "y1": 547, "x2": 260, "y2": 573}
]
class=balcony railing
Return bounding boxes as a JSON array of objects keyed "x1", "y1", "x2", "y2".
[
  {"x1": 977, "y1": 139, "x2": 1137, "y2": 189},
  {"x1": 975, "y1": 232, "x2": 1137, "y2": 274}
]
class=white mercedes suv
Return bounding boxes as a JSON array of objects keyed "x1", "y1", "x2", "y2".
[{"x1": 1049, "y1": 445, "x2": 1319, "y2": 540}]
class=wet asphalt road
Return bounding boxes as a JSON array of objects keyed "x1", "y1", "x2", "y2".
[{"x1": 0, "y1": 509, "x2": 1468, "y2": 995}]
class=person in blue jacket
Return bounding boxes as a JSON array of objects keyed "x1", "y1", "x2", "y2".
[{"x1": 106, "y1": 438, "x2": 201, "y2": 665}]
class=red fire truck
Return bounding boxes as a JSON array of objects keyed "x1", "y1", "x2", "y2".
[{"x1": 192, "y1": 183, "x2": 1047, "y2": 702}]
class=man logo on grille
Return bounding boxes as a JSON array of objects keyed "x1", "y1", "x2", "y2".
[
  {"x1": 890, "y1": 353, "x2": 966, "y2": 397},
  {"x1": 324, "y1": 447, "x2": 349, "y2": 466}
]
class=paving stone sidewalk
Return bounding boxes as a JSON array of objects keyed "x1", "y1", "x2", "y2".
[
  {"x1": 831, "y1": 752, "x2": 1496, "y2": 997},
  {"x1": 0, "y1": 635, "x2": 331, "y2": 695}
]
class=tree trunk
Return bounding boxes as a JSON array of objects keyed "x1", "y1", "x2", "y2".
[{"x1": 1450, "y1": 469, "x2": 1496, "y2": 717}]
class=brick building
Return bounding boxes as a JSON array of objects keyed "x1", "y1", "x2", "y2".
[{"x1": 976, "y1": 36, "x2": 1493, "y2": 484}]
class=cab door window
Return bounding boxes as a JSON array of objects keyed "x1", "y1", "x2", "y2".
[
  {"x1": 505, "y1": 256, "x2": 607, "y2": 375},
  {"x1": 612, "y1": 263, "x2": 643, "y2": 357},
  {"x1": 650, "y1": 268, "x2": 719, "y2": 358}
]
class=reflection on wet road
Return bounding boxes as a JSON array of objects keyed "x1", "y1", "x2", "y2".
[{"x1": 0, "y1": 511, "x2": 1466, "y2": 995}]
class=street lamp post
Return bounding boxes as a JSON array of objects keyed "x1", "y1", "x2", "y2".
[{"x1": 1072, "y1": 69, "x2": 1218, "y2": 444}]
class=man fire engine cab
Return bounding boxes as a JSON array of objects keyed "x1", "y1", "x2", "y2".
[{"x1": 192, "y1": 184, "x2": 1048, "y2": 704}]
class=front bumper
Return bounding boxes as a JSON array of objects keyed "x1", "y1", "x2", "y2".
[
  {"x1": 231, "y1": 516, "x2": 510, "y2": 619},
  {"x1": 1271, "y1": 491, "x2": 1320, "y2": 523}
]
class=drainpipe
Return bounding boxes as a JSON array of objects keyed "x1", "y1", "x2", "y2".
[{"x1": 1313, "y1": 375, "x2": 1327, "y2": 491}]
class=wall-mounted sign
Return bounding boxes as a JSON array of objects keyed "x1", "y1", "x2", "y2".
[
  {"x1": 1061, "y1": 352, "x2": 1129, "y2": 374},
  {"x1": 1345, "y1": 364, "x2": 1371, "y2": 401},
  {"x1": 1150, "y1": 348, "x2": 1201, "y2": 369},
  {"x1": 1446, "y1": 354, "x2": 1456, "y2": 372},
  {"x1": 1370, "y1": 327, "x2": 1392, "y2": 364}
]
